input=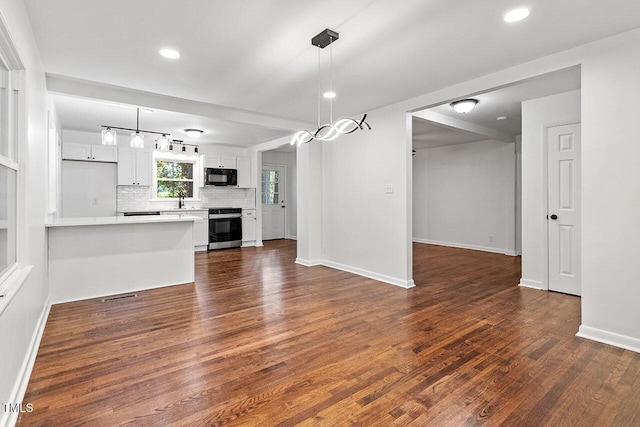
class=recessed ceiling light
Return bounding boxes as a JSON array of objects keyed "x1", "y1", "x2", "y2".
[
  {"x1": 159, "y1": 48, "x2": 180, "y2": 59},
  {"x1": 504, "y1": 8, "x2": 530, "y2": 23},
  {"x1": 496, "y1": 116, "x2": 508, "y2": 121},
  {"x1": 184, "y1": 129, "x2": 204, "y2": 138},
  {"x1": 141, "y1": 108, "x2": 154, "y2": 114},
  {"x1": 450, "y1": 99, "x2": 478, "y2": 114},
  {"x1": 323, "y1": 91, "x2": 336, "y2": 99}
]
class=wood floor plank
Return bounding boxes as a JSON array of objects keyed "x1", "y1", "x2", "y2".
[{"x1": 16, "y1": 241, "x2": 640, "y2": 426}]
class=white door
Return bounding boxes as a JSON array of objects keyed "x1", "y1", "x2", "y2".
[
  {"x1": 548, "y1": 123, "x2": 581, "y2": 296},
  {"x1": 262, "y1": 165, "x2": 285, "y2": 240}
]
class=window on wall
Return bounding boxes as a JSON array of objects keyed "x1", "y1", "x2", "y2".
[
  {"x1": 155, "y1": 159, "x2": 195, "y2": 198},
  {"x1": 0, "y1": 48, "x2": 23, "y2": 286},
  {"x1": 261, "y1": 169, "x2": 280, "y2": 205}
]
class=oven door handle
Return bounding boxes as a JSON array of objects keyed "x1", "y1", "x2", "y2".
[{"x1": 209, "y1": 214, "x2": 242, "y2": 219}]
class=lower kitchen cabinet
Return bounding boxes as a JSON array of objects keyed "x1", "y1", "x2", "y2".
[
  {"x1": 242, "y1": 209, "x2": 256, "y2": 245},
  {"x1": 191, "y1": 211, "x2": 209, "y2": 250},
  {"x1": 158, "y1": 210, "x2": 208, "y2": 251}
]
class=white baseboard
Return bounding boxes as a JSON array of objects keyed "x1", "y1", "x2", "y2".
[
  {"x1": 518, "y1": 279, "x2": 545, "y2": 290},
  {"x1": 2, "y1": 298, "x2": 51, "y2": 427},
  {"x1": 320, "y1": 260, "x2": 415, "y2": 289},
  {"x1": 577, "y1": 325, "x2": 640, "y2": 354},
  {"x1": 286, "y1": 235, "x2": 297, "y2": 240},
  {"x1": 295, "y1": 258, "x2": 322, "y2": 267},
  {"x1": 413, "y1": 238, "x2": 516, "y2": 256}
]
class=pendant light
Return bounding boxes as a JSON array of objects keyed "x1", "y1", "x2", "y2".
[
  {"x1": 130, "y1": 108, "x2": 144, "y2": 148},
  {"x1": 158, "y1": 134, "x2": 170, "y2": 151},
  {"x1": 291, "y1": 29, "x2": 371, "y2": 147},
  {"x1": 101, "y1": 107, "x2": 171, "y2": 149},
  {"x1": 101, "y1": 127, "x2": 117, "y2": 145}
]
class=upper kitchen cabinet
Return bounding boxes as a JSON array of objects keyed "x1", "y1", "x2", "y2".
[
  {"x1": 63, "y1": 142, "x2": 117, "y2": 162},
  {"x1": 117, "y1": 147, "x2": 153, "y2": 186},
  {"x1": 237, "y1": 157, "x2": 251, "y2": 188},
  {"x1": 205, "y1": 155, "x2": 236, "y2": 169}
]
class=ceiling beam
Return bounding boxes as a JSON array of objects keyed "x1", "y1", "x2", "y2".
[
  {"x1": 46, "y1": 74, "x2": 313, "y2": 132},
  {"x1": 411, "y1": 109, "x2": 514, "y2": 144}
]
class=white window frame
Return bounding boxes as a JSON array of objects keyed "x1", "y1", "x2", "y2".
[
  {"x1": 152, "y1": 152, "x2": 201, "y2": 201},
  {"x1": 0, "y1": 17, "x2": 30, "y2": 314}
]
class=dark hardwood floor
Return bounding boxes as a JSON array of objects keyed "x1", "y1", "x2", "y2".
[{"x1": 18, "y1": 241, "x2": 640, "y2": 426}]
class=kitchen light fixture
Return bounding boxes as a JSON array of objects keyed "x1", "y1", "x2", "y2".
[
  {"x1": 162, "y1": 139, "x2": 199, "y2": 153},
  {"x1": 159, "y1": 48, "x2": 180, "y2": 59},
  {"x1": 101, "y1": 127, "x2": 117, "y2": 145},
  {"x1": 184, "y1": 129, "x2": 204, "y2": 138},
  {"x1": 157, "y1": 134, "x2": 170, "y2": 151},
  {"x1": 450, "y1": 99, "x2": 478, "y2": 114},
  {"x1": 496, "y1": 116, "x2": 508, "y2": 121},
  {"x1": 504, "y1": 8, "x2": 530, "y2": 23},
  {"x1": 291, "y1": 29, "x2": 371, "y2": 146},
  {"x1": 101, "y1": 107, "x2": 171, "y2": 149}
]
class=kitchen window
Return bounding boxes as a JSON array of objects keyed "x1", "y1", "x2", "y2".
[{"x1": 153, "y1": 155, "x2": 200, "y2": 200}]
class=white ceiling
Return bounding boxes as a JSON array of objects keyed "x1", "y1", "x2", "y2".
[
  {"x1": 412, "y1": 66, "x2": 581, "y2": 150},
  {"x1": 52, "y1": 94, "x2": 291, "y2": 147},
  {"x1": 24, "y1": 1, "x2": 640, "y2": 147}
]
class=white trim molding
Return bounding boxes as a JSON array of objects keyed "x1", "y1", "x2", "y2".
[
  {"x1": 2, "y1": 298, "x2": 51, "y2": 427},
  {"x1": 577, "y1": 325, "x2": 640, "y2": 354},
  {"x1": 519, "y1": 279, "x2": 545, "y2": 290},
  {"x1": 295, "y1": 258, "x2": 321, "y2": 267},
  {"x1": 413, "y1": 238, "x2": 517, "y2": 256},
  {"x1": 321, "y1": 260, "x2": 415, "y2": 289}
]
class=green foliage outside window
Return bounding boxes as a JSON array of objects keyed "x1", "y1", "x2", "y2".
[{"x1": 156, "y1": 160, "x2": 194, "y2": 198}]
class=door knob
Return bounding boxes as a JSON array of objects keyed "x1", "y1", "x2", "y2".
[{"x1": 550, "y1": 214, "x2": 558, "y2": 220}]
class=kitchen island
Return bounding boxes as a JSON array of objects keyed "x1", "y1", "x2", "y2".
[{"x1": 46, "y1": 214, "x2": 199, "y2": 303}]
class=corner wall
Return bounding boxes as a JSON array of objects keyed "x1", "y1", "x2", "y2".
[
  {"x1": 578, "y1": 35, "x2": 640, "y2": 350},
  {"x1": 0, "y1": 1, "x2": 51, "y2": 426},
  {"x1": 520, "y1": 90, "x2": 581, "y2": 289}
]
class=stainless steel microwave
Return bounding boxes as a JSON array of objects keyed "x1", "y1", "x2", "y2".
[{"x1": 204, "y1": 168, "x2": 238, "y2": 186}]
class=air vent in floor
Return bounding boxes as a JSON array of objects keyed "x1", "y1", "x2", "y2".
[{"x1": 101, "y1": 293, "x2": 138, "y2": 302}]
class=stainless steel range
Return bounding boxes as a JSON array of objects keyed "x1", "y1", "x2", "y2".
[{"x1": 208, "y1": 208, "x2": 242, "y2": 250}]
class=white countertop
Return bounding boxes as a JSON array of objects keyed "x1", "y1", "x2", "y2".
[
  {"x1": 117, "y1": 208, "x2": 209, "y2": 213},
  {"x1": 46, "y1": 215, "x2": 200, "y2": 228}
]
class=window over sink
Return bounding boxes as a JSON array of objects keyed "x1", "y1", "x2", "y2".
[
  {"x1": 153, "y1": 151, "x2": 201, "y2": 200},
  {"x1": 156, "y1": 160, "x2": 195, "y2": 198}
]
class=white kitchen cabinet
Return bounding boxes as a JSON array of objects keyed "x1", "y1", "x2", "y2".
[
  {"x1": 237, "y1": 157, "x2": 251, "y2": 188},
  {"x1": 191, "y1": 211, "x2": 209, "y2": 249},
  {"x1": 242, "y1": 209, "x2": 256, "y2": 244},
  {"x1": 205, "y1": 155, "x2": 237, "y2": 169},
  {"x1": 63, "y1": 142, "x2": 117, "y2": 162},
  {"x1": 118, "y1": 147, "x2": 153, "y2": 186},
  {"x1": 159, "y1": 210, "x2": 209, "y2": 251}
]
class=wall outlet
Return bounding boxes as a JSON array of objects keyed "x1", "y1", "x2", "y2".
[
  {"x1": 384, "y1": 184, "x2": 393, "y2": 194},
  {"x1": 92, "y1": 198, "x2": 98, "y2": 205},
  {"x1": 489, "y1": 235, "x2": 494, "y2": 242}
]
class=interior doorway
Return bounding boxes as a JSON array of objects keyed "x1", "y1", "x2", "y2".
[
  {"x1": 410, "y1": 66, "x2": 582, "y2": 292},
  {"x1": 261, "y1": 164, "x2": 286, "y2": 240},
  {"x1": 547, "y1": 123, "x2": 582, "y2": 296}
]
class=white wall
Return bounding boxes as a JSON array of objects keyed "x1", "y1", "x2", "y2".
[
  {"x1": 578, "y1": 36, "x2": 640, "y2": 350},
  {"x1": 320, "y1": 105, "x2": 414, "y2": 287},
  {"x1": 62, "y1": 160, "x2": 117, "y2": 217},
  {"x1": 520, "y1": 90, "x2": 581, "y2": 289},
  {"x1": 413, "y1": 140, "x2": 516, "y2": 255},
  {"x1": 262, "y1": 150, "x2": 297, "y2": 239},
  {"x1": 0, "y1": 2, "x2": 51, "y2": 426}
]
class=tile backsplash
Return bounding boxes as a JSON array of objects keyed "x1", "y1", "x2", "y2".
[{"x1": 117, "y1": 186, "x2": 256, "y2": 211}]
